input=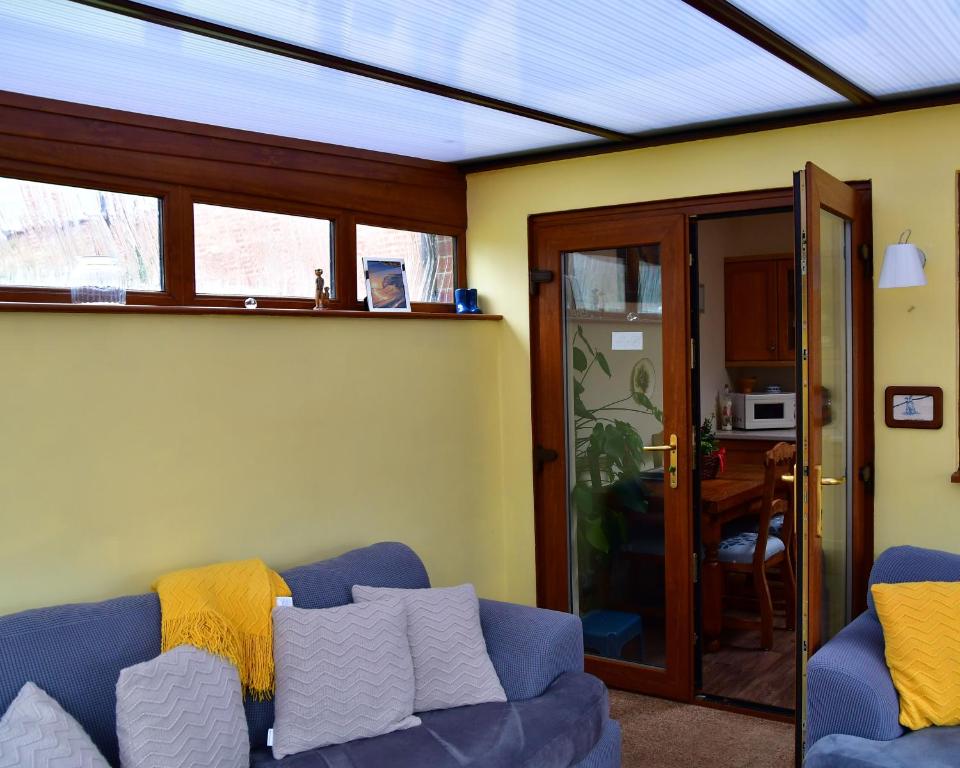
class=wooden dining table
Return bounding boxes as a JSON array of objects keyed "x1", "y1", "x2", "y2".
[
  {"x1": 699, "y1": 464, "x2": 767, "y2": 652},
  {"x1": 639, "y1": 463, "x2": 767, "y2": 651}
]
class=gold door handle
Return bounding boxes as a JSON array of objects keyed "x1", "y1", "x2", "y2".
[
  {"x1": 643, "y1": 433, "x2": 678, "y2": 489},
  {"x1": 815, "y1": 466, "x2": 846, "y2": 537},
  {"x1": 781, "y1": 474, "x2": 795, "y2": 483}
]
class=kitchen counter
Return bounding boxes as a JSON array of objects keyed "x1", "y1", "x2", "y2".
[{"x1": 718, "y1": 429, "x2": 796, "y2": 442}]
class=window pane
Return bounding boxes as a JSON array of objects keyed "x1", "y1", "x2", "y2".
[
  {"x1": 356, "y1": 225, "x2": 455, "y2": 304},
  {"x1": 0, "y1": 176, "x2": 161, "y2": 290},
  {"x1": 194, "y1": 204, "x2": 332, "y2": 298}
]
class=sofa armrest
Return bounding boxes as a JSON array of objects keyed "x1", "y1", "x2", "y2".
[
  {"x1": 479, "y1": 598, "x2": 584, "y2": 701},
  {"x1": 807, "y1": 611, "x2": 903, "y2": 747}
]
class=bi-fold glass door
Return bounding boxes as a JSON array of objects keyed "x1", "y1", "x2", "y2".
[{"x1": 529, "y1": 211, "x2": 694, "y2": 699}]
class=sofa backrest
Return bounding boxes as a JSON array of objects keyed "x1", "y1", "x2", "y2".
[
  {"x1": 0, "y1": 542, "x2": 429, "y2": 766},
  {"x1": 867, "y1": 545, "x2": 960, "y2": 613}
]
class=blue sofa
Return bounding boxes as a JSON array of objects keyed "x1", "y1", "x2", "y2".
[
  {"x1": 0, "y1": 542, "x2": 620, "y2": 767},
  {"x1": 805, "y1": 546, "x2": 960, "y2": 767}
]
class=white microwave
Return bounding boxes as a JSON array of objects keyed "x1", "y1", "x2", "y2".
[{"x1": 732, "y1": 392, "x2": 796, "y2": 430}]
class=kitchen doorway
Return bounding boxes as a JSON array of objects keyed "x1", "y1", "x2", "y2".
[{"x1": 693, "y1": 208, "x2": 798, "y2": 714}]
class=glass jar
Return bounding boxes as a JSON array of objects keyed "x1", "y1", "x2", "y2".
[{"x1": 70, "y1": 255, "x2": 126, "y2": 304}]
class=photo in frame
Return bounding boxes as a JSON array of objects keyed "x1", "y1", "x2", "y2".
[
  {"x1": 362, "y1": 257, "x2": 411, "y2": 312},
  {"x1": 884, "y1": 386, "x2": 943, "y2": 429}
]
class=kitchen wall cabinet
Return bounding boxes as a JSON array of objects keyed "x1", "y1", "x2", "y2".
[{"x1": 724, "y1": 254, "x2": 795, "y2": 366}]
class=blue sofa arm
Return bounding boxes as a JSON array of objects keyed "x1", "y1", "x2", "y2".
[
  {"x1": 807, "y1": 612, "x2": 903, "y2": 747},
  {"x1": 479, "y1": 598, "x2": 584, "y2": 701}
]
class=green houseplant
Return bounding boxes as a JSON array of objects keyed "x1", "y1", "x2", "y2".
[{"x1": 571, "y1": 325, "x2": 663, "y2": 594}]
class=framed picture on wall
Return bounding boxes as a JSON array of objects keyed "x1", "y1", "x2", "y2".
[
  {"x1": 362, "y1": 257, "x2": 411, "y2": 312},
  {"x1": 884, "y1": 386, "x2": 943, "y2": 429}
]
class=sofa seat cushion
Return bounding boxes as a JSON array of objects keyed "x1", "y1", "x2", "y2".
[
  {"x1": 804, "y1": 726, "x2": 960, "y2": 768},
  {"x1": 250, "y1": 671, "x2": 607, "y2": 768}
]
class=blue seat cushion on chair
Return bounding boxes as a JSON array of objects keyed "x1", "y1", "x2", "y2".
[
  {"x1": 250, "y1": 671, "x2": 608, "y2": 767},
  {"x1": 804, "y1": 726, "x2": 960, "y2": 767},
  {"x1": 717, "y1": 532, "x2": 785, "y2": 564},
  {"x1": 582, "y1": 610, "x2": 643, "y2": 659},
  {"x1": 769, "y1": 513, "x2": 785, "y2": 537}
]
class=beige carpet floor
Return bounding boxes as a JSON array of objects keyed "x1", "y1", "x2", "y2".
[{"x1": 610, "y1": 690, "x2": 795, "y2": 768}]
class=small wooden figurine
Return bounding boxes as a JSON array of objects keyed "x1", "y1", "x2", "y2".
[{"x1": 314, "y1": 268, "x2": 327, "y2": 310}]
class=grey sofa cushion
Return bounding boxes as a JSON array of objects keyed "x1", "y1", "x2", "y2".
[
  {"x1": 804, "y1": 726, "x2": 960, "y2": 767},
  {"x1": 250, "y1": 671, "x2": 607, "y2": 768},
  {"x1": 116, "y1": 645, "x2": 249, "y2": 768},
  {"x1": 271, "y1": 600, "x2": 420, "y2": 759},
  {"x1": 0, "y1": 682, "x2": 109, "y2": 768},
  {"x1": 352, "y1": 584, "x2": 506, "y2": 712}
]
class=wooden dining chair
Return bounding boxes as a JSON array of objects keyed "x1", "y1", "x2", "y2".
[{"x1": 716, "y1": 442, "x2": 796, "y2": 650}]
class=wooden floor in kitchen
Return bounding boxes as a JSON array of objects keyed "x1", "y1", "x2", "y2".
[{"x1": 700, "y1": 623, "x2": 796, "y2": 710}]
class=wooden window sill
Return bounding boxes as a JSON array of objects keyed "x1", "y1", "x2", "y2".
[{"x1": 0, "y1": 302, "x2": 502, "y2": 321}]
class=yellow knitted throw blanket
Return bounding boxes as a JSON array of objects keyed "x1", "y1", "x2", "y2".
[{"x1": 153, "y1": 558, "x2": 291, "y2": 700}]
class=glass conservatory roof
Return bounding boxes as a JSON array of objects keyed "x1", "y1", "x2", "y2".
[{"x1": 1, "y1": 0, "x2": 958, "y2": 163}]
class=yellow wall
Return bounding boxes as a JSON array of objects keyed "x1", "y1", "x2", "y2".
[
  {"x1": 468, "y1": 104, "x2": 960, "y2": 605},
  {"x1": 0, "y1": 312, "x2": 506, "y2": 614}
]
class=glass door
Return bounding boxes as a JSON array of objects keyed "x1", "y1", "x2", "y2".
[
  {"x1": 529, "y1": 211, "x2": 693, "y2": 699},
  {"x1": 794, "y1": 162, "x2": 858, "y2": 749}
]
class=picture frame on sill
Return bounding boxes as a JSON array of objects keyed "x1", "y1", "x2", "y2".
[
  {"x1": 362, "y1": 257, "x2": 411, "y2": 312},
  {"x1": 884, "y1": 386, "x2": 943, "y2": 429}
]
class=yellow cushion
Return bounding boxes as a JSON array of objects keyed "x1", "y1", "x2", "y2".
[{"x1": 872, "y1": 581, "x2": 960, "y2": 730}]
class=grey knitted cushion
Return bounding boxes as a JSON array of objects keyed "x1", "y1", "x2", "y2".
[
  {"x1": 0, "y1": 683, "x2": 109, "y2": 768},
  {"x1": 352, "y1": 584, "x2": 506, "y2": 712},
  {"x1": 115, "y1": 645, "x2": 249, "y2": 768},
  {"x1": 271, "y1": 600, "x2": 421, "y2": 759}
]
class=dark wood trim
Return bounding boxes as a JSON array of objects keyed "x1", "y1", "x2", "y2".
[
  {"x1": 850, "y1": 185, "x2": 875, "y2": 614},
  {"x1": 679, "y1": 0, "x2": 874, "y2": 106},
  {"x1": 461, "y1": 90, "x2": 960, "y2": 173},
  {"x1": 67, "y1": 0, "x2": 629, "y2": 143},
  {"x1": 884, "y1": 387, "x2": 944, "y2": 430},
  {"x1": 0, "y1": 302, "x2": 500, "y2": 320},
  {"x1": 955, "y1": 174, "x2": 960, "y2": 483},
  {"x1": 0, "y1": 93, "x2": 467, "y2": 311},
  {"x1": 693, "y1": 695, "x2": 795, "y2": 724}
]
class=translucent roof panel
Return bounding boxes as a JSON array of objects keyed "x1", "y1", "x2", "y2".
[
  {"x1": 142, "y1": 0, "x2": 848, "y2": 134},
  {"x1": 0, "y1": 0, "x2": 597, "y2": 162},
  {"x1": 731, "y1": 0, "x2": 960, "y2": 97}
]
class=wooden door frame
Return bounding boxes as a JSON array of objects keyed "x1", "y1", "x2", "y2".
[{"x1": 529, "y1": 183, "x2": 874, "y2": 702}]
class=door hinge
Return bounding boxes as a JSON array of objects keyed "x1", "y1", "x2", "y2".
[
  {"x1": 859, "y1": 462, "x2": 875, "y2": 490},
  {"x1": 860, "y1": 243, "x2": 873, "y2": 279},
  {"x1": 533, "y1": 445, "x2": 558, "y2": 472},
  {"x1": 529, "y1": 269, "x2": 554, "y2": 295},
  {"x1": 690, "y1": 338, "x2": 696, "y2": 369},
  {"x1": 692, "y1": 552, "x2": 699, "y2": 583},
  {"x1": 689, "y1": 252, "x2": 693, "y2": 267},
  {"x1": 693, "y1": 631, "x2": 698, "y2": 646}
]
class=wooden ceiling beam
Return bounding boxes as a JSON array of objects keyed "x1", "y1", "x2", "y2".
[{"x1": 680, "y1": 0, "x2": 876, "y2": 106}]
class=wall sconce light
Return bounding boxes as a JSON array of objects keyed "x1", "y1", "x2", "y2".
[{"x1": 879, "y1": 230, "x2": 927, "y2": 288}]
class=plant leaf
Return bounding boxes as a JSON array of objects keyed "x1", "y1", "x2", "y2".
[
  {"x1": 574, "y1": 380, "x2": 585, "y2": 396},
  {"x1": 584, "y1": 517, "x2": 609, "y2": 553},
  {"x1": 596, "y1": 352, "x2": 611, "y2": 377},
  {"x1": 576, "y1": 325, "x2": 594, "y2": 355},
  {"x1": 572, "y1": 346, "x2": 588, "y2": 372},
  {"x1": 574, "y1": 393, "x2": 594, "y2": 420}
]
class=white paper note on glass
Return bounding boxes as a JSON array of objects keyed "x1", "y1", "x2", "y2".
[{"x1": 611, "y1": 331, "x2": 643, "y2": 350}]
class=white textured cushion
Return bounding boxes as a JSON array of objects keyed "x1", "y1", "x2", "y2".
[
  {"x1": 271, "y1": 599, "x2": 421, "y2": 758},
  {"x1": 352, "y1": 584, "x2": 506, "y2": 712},
  {"x1": 116, "y1": 645, "x2": 248, "y2": 768},
  {"x1": 0, "y1": 682, "x2": 109, "y2": 768}
]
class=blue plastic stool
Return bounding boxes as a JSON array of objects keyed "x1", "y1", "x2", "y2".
[{"x1": 581, "y1": 610, "x2": 644, "y2": 660}]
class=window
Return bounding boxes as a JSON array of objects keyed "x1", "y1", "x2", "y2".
[
  {"x1": 0, "y1": 96, "x2": 468, "y2": 314},
  {"x1": 193, "y1": 204, "x2": 333, "y2": 298},
  {"x1": 356, "y1": 224, "x2": 456, "y2": 304},
  {"x1": 0, "y1": 176, "x2": 162, "y2": 291}
]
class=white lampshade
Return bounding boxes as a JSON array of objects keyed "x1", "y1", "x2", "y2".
[{"x1": 878, "y1": 243, "x2": 927, "y2": 288}]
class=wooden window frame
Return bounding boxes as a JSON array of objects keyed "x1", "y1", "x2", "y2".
[{"x1": 0, "y1": 91, "x2": 469, "y2": 317}]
